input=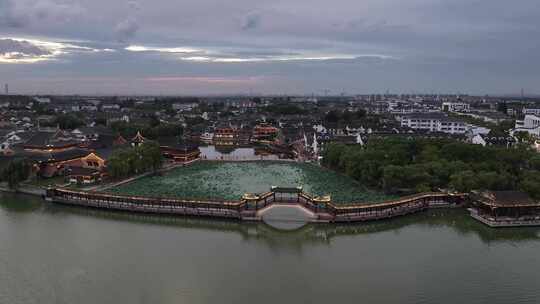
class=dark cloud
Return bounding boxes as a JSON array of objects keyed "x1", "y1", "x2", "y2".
[
  {"x1": 241, "y1": 11, "x2": 261, "y2": 30},
  {"x1": 114, "y1": 0, "x2": 140, "y2": 42},
  {"x1": 115, "y1": 18, "x2": 139, "y2": 43},
  {"x1": 1, "y1": 0, "x2": 540, "y2": 94},
  {"x1": 0, "y1": 38, "x2": 50, "y2": 57},
  {"x1": 0, "y1": 0, "x2": 84, "y2": 28},
  {"x1": 0, "y1": 0, "x2": 28, "y2": 27}
]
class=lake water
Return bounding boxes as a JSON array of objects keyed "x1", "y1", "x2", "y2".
[
  {"x1": 1, "y1": 193, "x2": 540, "y2": 304},
  {"x1": 199, "y1": 145, "x2": 279, "y2": 161}
]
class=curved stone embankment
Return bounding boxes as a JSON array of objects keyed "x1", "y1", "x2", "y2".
[{"x1": 45, "y1": 188, "x2": 467, "y2": 223}]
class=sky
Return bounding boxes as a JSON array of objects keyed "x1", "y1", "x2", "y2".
[{"x1": 0, "y1": 0, "x2": 539, "y2": 96}]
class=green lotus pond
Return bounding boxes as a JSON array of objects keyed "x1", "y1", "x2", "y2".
[{"x1": 108, "y1": 161, "x2": 393, "y2": 204}]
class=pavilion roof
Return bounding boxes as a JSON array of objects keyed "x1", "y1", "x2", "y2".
[
  {"x1": 475, "y1": 191, "x2": 539, "y2": 208},
  {"x1": 271, "y1": 186, "x2": 303, "y2": 193},
  {"x1": 131, "y1": 131, "x2": 146, "y2": 143}
]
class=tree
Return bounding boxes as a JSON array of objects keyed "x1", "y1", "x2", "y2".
[
  {"x1": 32, "y1": 102, "x2": 53, "y2": 115},
  {"x1": 324, "y1": 110, "x2": 340, "y2": 123},
  {"x1": 356, "y1": 109, "x2": 367, "y2": 119},
  {"x1": 475, "y1": 171, "x2": 513, "y2": 190},
  {"x1": 382, "y1": 164, "x2": 431, "y2": 193},
  {"x1": 488, "y1": 120, "x2": 515, "y2": 137},
  {"x1": 107, "y1": 142, "x2": 163, "y2": 179},
  {"x1": 382, "y1": 165, "x2": 406, "y2": 192},
  {"x1": 54, "y1": 114, "x2": 85, "y2": 130},
  {"x1": 139, "y1": 141, "x2": 162, "y2": 173},
  {"x1": 418, "y1": 145, "x2": 440, "y2": 162},
  {"x1": 149, "y1": 115, "x2": 161, "y2": 127},
  {"x1": 322, "y1": 138, "x2": 540, "y2": 197},
  {"x1": 1, "y1": 159, "x2": 31, "y2": 189},
  {"x1": 514, "y1": 131, "x2": 535, "y2": 145},
  {"x1": 529, "y1": 155, "x2": 540, "y2": 171},
  {"x1": 322, "y1": 143, "x2": 347, "y2": 169},
  {"x1": 449, "y1": 170, "x2": 477, "y2": 192},
  {"x1": 266, "y1": 104, "x2": 307, "y2": 115},
  {"x1": 94, "y1": 117, "x2": 107, "y2": 126},
  {"x1": 496, "y1": 102, "x2": 508, "y2": 114},
  {"x1": 519, "y1": 171, "x2": 540, "y2": 199}
]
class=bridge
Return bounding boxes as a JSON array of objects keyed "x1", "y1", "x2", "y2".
[
  {"x1": 257, "y1": 203, "x2": 318, "y2": 230},
  {"x1": 45, "y1": 187, "x2": 467, "y2": 226}
]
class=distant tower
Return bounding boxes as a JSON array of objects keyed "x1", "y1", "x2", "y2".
[
  {"x1": 4, "y1": 84, "x2": 8, "y2": 95},
  {"x1": 521, "y1": 88, "x2": 525, "y2": 99},
  {"x1": 312, "y1": 133, "x2": 318, "y2": 155}
]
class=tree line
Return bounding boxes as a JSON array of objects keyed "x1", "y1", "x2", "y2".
[
  {"x1": 322, "y1": 138, "x2": 540, "y2": 198},
  {"x1": 324, "y1": 109, "x2": 366, "y2": 124},
  {"x1": 110, "y1": 121, "x2": 183, "y2": 140},
  {"x1": 107, "y1": 142, "x2": 163, "y2": 179},
  {"x1": 264, "y1": 104, "x2": 307, "y2": 115}
]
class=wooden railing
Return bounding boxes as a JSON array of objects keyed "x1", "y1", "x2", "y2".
[
  {"x1": 46, "y1": 188, "x2": 467, "y2": 222},
  {"x1": 46, "y1": 188, "x2": 245, "y2": 219}
]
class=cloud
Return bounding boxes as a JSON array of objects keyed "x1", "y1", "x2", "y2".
[
  {"x1": 2, "y1": 0, "x2": 540, "y2": 94},
  {"x1": 0, "y1": 0, "x2": 28, "y2": 28},
  {"x1": 0, "y1": 39, "x2": 49, "y2": 56},
  {"x1": 0, "y1": 37, "x2": 115, "y2": 63},
  {"x1": 115, "y1": 18, "x2": 139, "y2": 43},
  {"x1": 124, "y1": 43, "x2": 395, "y2": 63},
  {"x1": 125, "y1": 45, "x2": 200, "y2": 54},
  {"x1": 114, "y1": 0, "x2": 140, "y2": 42},
  {"x1": 241, "y1": 11, "x2": 262, "y2": 30},
  {"x1": 0, "y1": 38, "x2": 51, "y2": 62},
  {"x1": 0, "y1": 0, "x2": 84, "y2": 28},
  {"x1": 145, "y1": 76, "x2": 263, "y2": 84}
]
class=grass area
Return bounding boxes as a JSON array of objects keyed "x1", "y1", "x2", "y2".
[{"x1": 108, "y1": 161, "x2": 393, "y2": 204}]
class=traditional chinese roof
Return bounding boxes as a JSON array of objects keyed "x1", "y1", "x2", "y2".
[
  {"x1": 475, "y1": 191, "x2": 539, "y2": 208},
  {"x1": 24, "y1": 148, "x2": 92, "y2": 163},
  {"x1": 23, "y1": 131, "x2": 77, "y2": 149},
  {"x1": 271, "y1": 186, "x2": 303, "y2": 193},
  {"x1": 131, "y1": 131, "x2": 146, "y2": 144}
]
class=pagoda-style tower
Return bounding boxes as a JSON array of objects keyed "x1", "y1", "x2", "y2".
[{"x1": 131, "y1": 131, "x2": 146, "y2": 147}]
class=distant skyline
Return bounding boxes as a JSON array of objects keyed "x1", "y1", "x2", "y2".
[{"x1": 1, "y1": 0, "x2": 539, "y2": 95}]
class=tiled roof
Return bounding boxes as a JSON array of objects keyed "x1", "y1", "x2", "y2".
[{"x1": 24, "y1": 148, "x2": 91, "y2": 163}]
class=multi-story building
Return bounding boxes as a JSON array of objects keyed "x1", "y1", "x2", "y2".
[
  {"x1": 252, "y1": 124, "x2": 279, "y2": 143},
  {"x1": 363, "y1": 102, "x2": 389, "y2": 114},
  {"x1": 172, "y1": 102, "x2": 198, "y2": 112},
  {"x1": 438, "y1": 120, "x2": 468, "y2": 134},
  {"x1": 213, "y1": 126, "x2": 238, "y2": 146},
  {"x1": 101, "y1": 103, "x2": 121, "y2": 111},
  {"x1": 514, "y1": 115, "x2": 540, "y2": 137},
  {"x1": 442, "y1": 102, "x2": 470, "y2": 113},
  {"x1": 80, "y1": 102, "x2": 98, "y2": 112},
  {"x1": 399, "y1": 113, "x2": 467, "y2": 134},
  {"x1": 522, "y1": 107, "x2": 540, "y2": 116}
]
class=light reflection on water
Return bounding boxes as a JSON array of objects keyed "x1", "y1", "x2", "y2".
[{"x1": 260, "y1": 205, "x2": 312, "y2": 230}]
